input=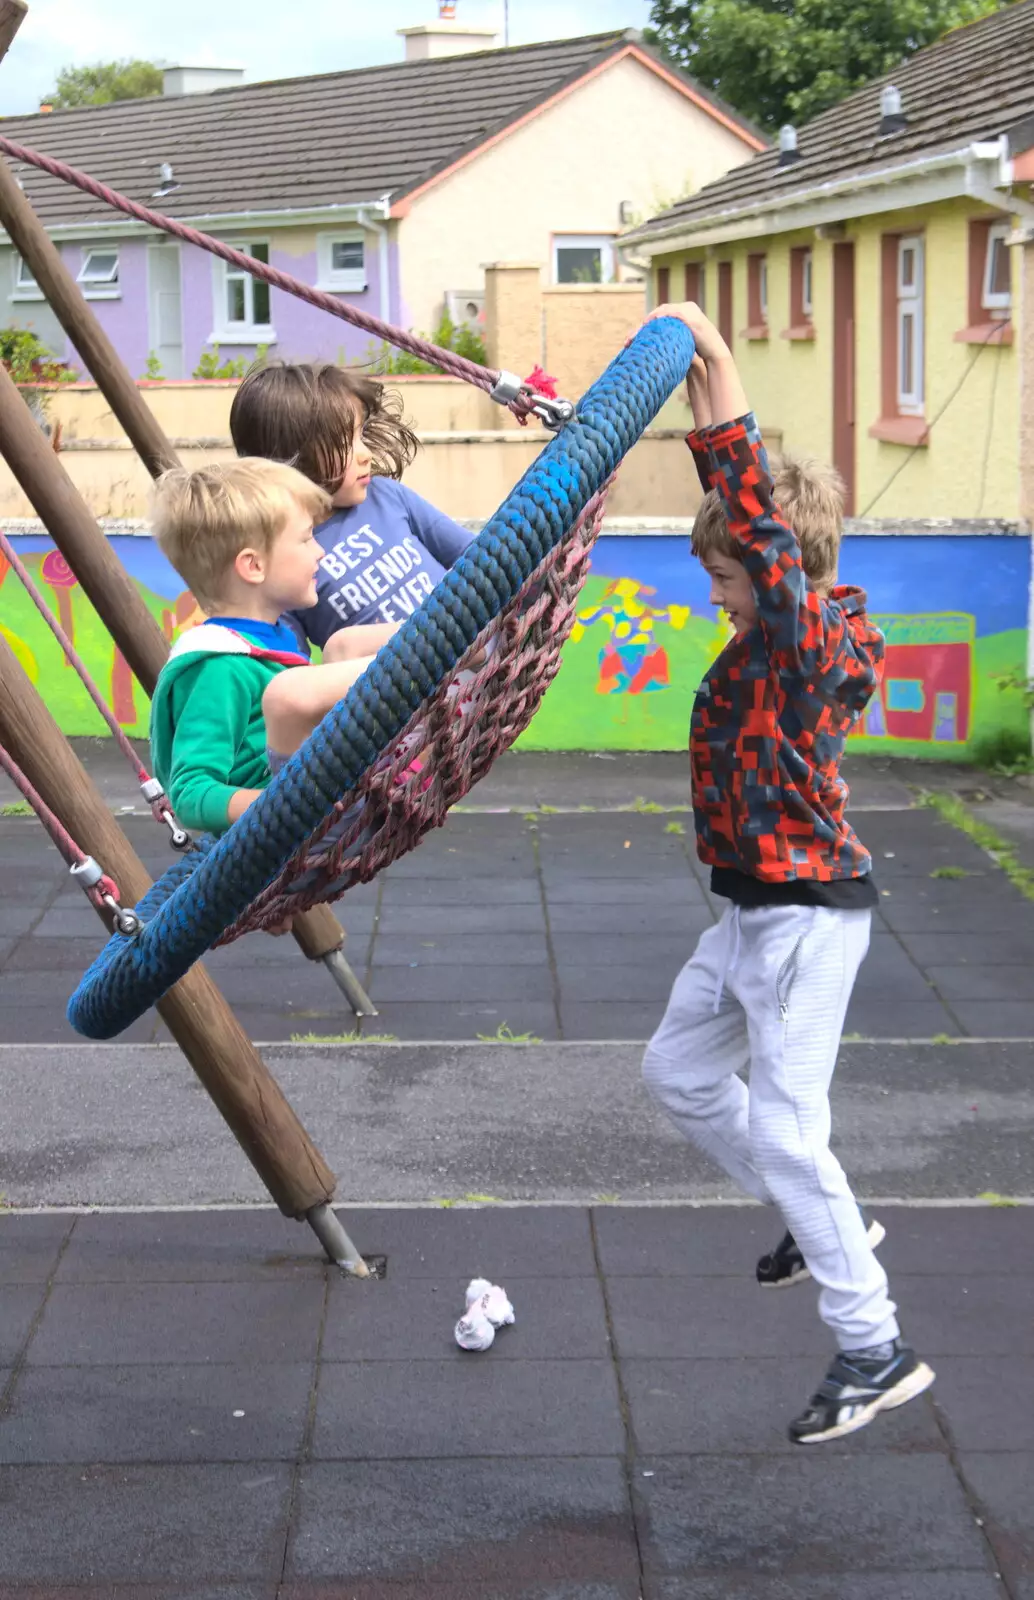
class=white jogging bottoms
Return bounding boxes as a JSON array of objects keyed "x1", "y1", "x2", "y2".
[{"x1": 642, "y1": 902, "x2": 899, "y2": 1351}]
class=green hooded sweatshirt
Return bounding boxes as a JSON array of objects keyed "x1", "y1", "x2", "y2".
[{"x1": 150, "y1": 622, "x2": 307, "y2": 835}]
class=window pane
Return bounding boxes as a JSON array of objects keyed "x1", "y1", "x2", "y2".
[
  {"x1": 760, "y1": 259, "x2": 768, "y2": 318},
  {"x1": 900, "y1": 312, "x2": 914, "y2": 395},
  {"x1": 989, "y1": 235, "x2": 1010, "y2": 297},
  {"x1": 16, "y1": 255, "x2": 37, "y2": 288},
  {"x1": 82, "y1": 250, "x2": 118, "y2": 281},
  {"x1": 227, "y1": 275, "x2": 246, "y2": 323},
  {"x1": 253, "y1": 278, "x2": 271, "y2": 325},
  {"x1": 802, "y1": 253, "x2": 813, "y2": 314},
  {"x1": 249, "y1": 242, "x2": 269, "y2": 266},
  {"x1": 332, "y1": 240, "x2": 363, "y2": 272},
  {"x1": 900, "y1": 246, "x2": 915, "y2": 289},
  {"x1": 556, "y1": 247, "x2": 602, "y2": 284}
]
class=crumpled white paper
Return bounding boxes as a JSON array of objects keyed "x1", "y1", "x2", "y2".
[{"x1": 454, "y1": 1276, "x2": 515, "y2": 1351}]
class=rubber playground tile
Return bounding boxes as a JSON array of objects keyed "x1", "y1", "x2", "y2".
[
  {"x1": 0, "y1": 1463, "x2": 293, "y2": 1583},
  {"x1": 1, "y1": 935, "x2": 113, "y2": 973},
  {"x1": 0, "y1": 1286, "x2": 46, "y2": 1365},
  {"x1": 26, "y1": 1279, "x2": 325, "y2": 1367},
  {"x1": 890, "y1": 930, "x2": 1034, "y2": 967},
  {"x1": 635, "y1": 1453, "x2": 987, "y2": 1577},
  {"x1": 374, "y1": 901, "x2": 548, "y2": 936},
  {"x1": 0, "y1": 1585, "x2": 278, "y2": 1600},
  {"x1": 371, "y1": 932, "x2": 551, "y2": 967},
  {"x1": 605, "y1": 1274, "x2": 829, "y2": 1361},
  {"x1": 899, "y1": 1273, "x2": 1034, "y2": 1356},
  {"x1": 363, "y1": 963, "x2": 556, "y2": 1004},
  {"x1": 312, "y1": 1357, "x2": 625, "y2": 1460},
  {"x1": 923, "y1": 965, "x2": 1034, "y2": 1001},
  {"x1": 550, "y1": 935, "x2": 689, "y2": 970},
  {"x1": 55, "y1": 1208, "x2": 328, "y2": 1284},
  {"x1": 0, "y1": 1360, "x2": 313, "y2": 1465},
  {"x1": 620, "y1": 1357, "x2": 943, "y2": 1456},
  {"x1": 545, "y1": 902, "x2": 715, "y2": 937},
  {"x1": 558, "y1": 1002, "x2": 672, "y2": 1040},
  {"x1": 380, "y1": 876, "x2": 544, "y2": 906},
  {"x1": 0, "y1": 1214, "x2": 73, "y2": 1284},
  {"x1": 949, "y1": 1001, "x2": 1034, "y2": 1037},
  {"x1": 336, "y1": 1205, "x2": 597, "y2": 1279},
  {"x1": 0, "y1": 906, "x2": 48, "y2": 938},
  {"x1": 28, "y1": 907, "x2": 111, "y2": 940},
  {"x1": 281, "y1": 1581, "x2": 640, "y2": 1600},
  {"x1": 843, "y1": 995, "x2": 958, "y2": 1038},
  {"x1": 321, "y1": 1274, "x2": 611, "y2": 1363},
  {"x1": 931, "y1": 1357, "x2": 1034, "y2": 1452},
  {"x1": 6, "y1": 1005, "x2": 158, "y2": 1044},
  {"x1": 873, "y1": 1206, "x2": 1034, "y2": 1277},
  {"x1": 957, "y1": 1452, "x2": 1034, "y2": 1596},
  {"x1": 286, "y1": 1458, "x2": 638, "y2": 1585},
  {"x1": 372, "y1": 1001, "x2": 560, "y2": 1041},
  {"x1": 553, "y1": 965, "x2": 683, "y2": 1005},
  {"x1": 592, "y1": 1205, "x2": 783, "y2": 1279},
  {"x1": 876, "y1": 897, "x2": 1034, "y2": 935},
  {"x1": 652, "y1": 1576, "x2": 1006, "y2": 1599}
]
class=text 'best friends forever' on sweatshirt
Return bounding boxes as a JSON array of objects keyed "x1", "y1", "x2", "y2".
[{"x1": 285, "y1": 477, "x2": 473, "y2": 650}]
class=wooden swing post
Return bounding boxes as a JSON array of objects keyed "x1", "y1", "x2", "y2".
[
  {"x1": 0, "y1": 46, "x2": 373, "y2": 1001},
  {"x1": 0, "y1": 629, "x2": 351, "y2": 1229}
]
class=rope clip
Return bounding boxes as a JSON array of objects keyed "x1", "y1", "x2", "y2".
[
  {"x1": 527, "y1": 393, "x2": 575, "y2": 431},
  {"x1": 69, "y1": 856, "x2": 142, "y2": 938},
  {"x1": 140, "y1": 778, "x2": 192, "y2": 850}
]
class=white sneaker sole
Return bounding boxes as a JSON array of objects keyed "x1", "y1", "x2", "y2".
[
  {"x1": 792, "y1": 1360, "x2": 936, "y2": 1445},
  {"x1": 762, "y1": 1219, "x2": 887, "y2": 1289}
]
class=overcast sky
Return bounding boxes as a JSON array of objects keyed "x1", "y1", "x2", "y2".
[{"x1": 0, "y1": 1, "x2": 656, "y2": 115}]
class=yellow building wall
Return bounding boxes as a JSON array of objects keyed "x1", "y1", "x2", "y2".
[
  {"x1": 649, "y1": 198, "x2": 1019, "y2": 519},
  {"x1": 398, "y1": 54, "x2": 758, "y2": 338}
]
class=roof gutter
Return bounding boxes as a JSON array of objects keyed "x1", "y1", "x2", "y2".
[
  {"x1": 619, "y1": 137, "x2": 1034, "y2": 258},
  {"x1": 0, "y1": 195, "x2": 393, "y2": 247}
]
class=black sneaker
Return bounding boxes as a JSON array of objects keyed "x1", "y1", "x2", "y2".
[
  {"x1": 789, "y1": 1339, "x2": 935, "y2": 1444},
  {"x1": 756, "y1": 1213, "x2": 886, "y2": 1289}
]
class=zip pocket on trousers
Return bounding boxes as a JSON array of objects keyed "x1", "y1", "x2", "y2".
[{"x1": 777, "y1": 937, "x2": 805, "y2": 1023}]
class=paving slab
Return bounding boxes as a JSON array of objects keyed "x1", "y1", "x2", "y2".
[
  {"x1": 957, "y1": 1452, "x2": 1034, "y2": 1597},
  {"x1": 285, "y1": 1458, "x2": 639, "y2": 1586},
  {"x1": 634, "y1": 1453, "x2": 989, "y2": 1577},
  {"x1": 651, "y1": 1578, "x2": 1005, "y2": 1599},
  {"x1": 0, "y1": 1463, "x2": 294, "y2": 1584}
]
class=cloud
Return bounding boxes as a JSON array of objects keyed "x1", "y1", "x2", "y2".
[{"x1": 1, "y1": 0, "x2": 654, "y2": 115}]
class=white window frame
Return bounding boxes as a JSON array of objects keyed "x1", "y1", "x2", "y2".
[
  {"x1": 896, "y1": 235, "x2": 925, "y2": 415},
  {"x1": 316, "y1": 232, "x2": 367, "y2": 293},
  {"x1": 76, "y1": 246, "x2": 120, "y2": 300},
  {"x1": 210, "y1": 239, "x2": 277, "y2": 344},
  {"x1": 552, "y1": 234, "x2": 616, "y2": 285},
  {"x1": 11, "y1": 252, "x2": 43, "y2": 301},
  {"x1": 801, "y1": 249, "x2": 813, "y2": 318},
  {"x1": 981, "y1": 222, "x2": 1012, "y2": 314}
]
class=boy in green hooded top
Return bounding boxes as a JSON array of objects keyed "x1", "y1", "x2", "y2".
[{"x1": 150, "y1": 458, "x2": 382, "y2": 837}]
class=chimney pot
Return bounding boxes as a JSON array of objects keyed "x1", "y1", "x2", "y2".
[
  {"x1": 879, "y1": 83, "x2": 906, "y2": 136},
  {"x1": 778, "y1": 125, "x2": 800, "y2": 166}
]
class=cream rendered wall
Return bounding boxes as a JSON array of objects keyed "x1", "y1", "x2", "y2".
[
  {"x1": 650, "y1": 200, "x2": 1020, "y2": 519},
  {"x1": 397, "y1": 54, "x2": 757, "y2": 337}
]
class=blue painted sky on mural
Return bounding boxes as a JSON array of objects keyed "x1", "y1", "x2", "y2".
[{"x1": 0, "y1": 1, "x2": 654, "y2": 116}]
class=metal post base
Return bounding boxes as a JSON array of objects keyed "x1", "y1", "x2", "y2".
[
  {"x1": 306, "y1": 1202, "x2": 371, "y2": 1277},
  {"x1": 322, "y1": 947, "x2": 378, "y2": 1019}
]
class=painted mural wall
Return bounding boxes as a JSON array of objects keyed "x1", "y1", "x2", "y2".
[{"x1": 1, "y1": 530, "x2": 1029, "y2": 763}]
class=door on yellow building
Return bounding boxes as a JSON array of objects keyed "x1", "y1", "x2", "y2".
[{"x1": 832, "y1": 242, "x2": 856, "y2": 515}]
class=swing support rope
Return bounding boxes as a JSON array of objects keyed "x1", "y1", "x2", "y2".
[
  {"x1": 0, "y1": 133, "x2": 574, "y2": 428},
  {"x1": 0, "y1": 525, "x2": 190, "y2": 850}
]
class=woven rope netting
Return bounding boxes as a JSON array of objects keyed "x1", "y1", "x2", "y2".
[{"x1": 218, "y1": 482, "x2": 610, "y2": 941}]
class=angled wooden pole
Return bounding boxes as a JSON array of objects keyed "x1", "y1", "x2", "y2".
[
  {"x1": 0, "y1": 630, "x2": 339, "y2": 1221},
  {"x1": 0, "y1": 0, "x2": 27, "y2": 60}
]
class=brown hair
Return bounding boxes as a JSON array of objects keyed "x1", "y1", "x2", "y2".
[
  {"x1": 229, "y1": 361, "x2": 419, "y2": 492},
  {"x1": 153, "y1": 457, "x2": 331, "y2": 611},
  {"x1": 692, "y1": 451, "x2": 844, "y2": 591}
]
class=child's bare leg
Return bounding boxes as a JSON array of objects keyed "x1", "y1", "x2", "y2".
[{"x1": 262, "y1": 659, "x2": 373, "y2": 757}]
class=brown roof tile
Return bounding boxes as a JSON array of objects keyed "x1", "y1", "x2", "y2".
[
  {"x1": 0, "y1": 30, "x2": 760, "y2": 230},
  {"x1": 628, "y1": 0, "x2": 1034, "y2": 244}
]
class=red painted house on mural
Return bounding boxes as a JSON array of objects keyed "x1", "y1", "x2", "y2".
[{"x1": 858, "y1": 614, "x2": 974, "y2": 744}]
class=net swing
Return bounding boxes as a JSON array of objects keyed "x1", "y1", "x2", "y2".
[{"x1": 0, "y1": 132, "x2": 693, "y2": 1044}]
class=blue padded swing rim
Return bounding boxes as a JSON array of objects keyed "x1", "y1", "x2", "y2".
[{"x1": 68, "y1": 318, "x2": 695, "y2": 1039}]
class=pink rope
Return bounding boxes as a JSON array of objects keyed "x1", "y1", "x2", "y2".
[
  {"x1": 0, "y1": 526, "x2": 189, "y2": 844},
  {"x1": 0, "y1": 134, "x2": 540, "y2": 419}
]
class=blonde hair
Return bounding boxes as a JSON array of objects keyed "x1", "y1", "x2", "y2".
[
  {"x1": 692, "y1": 451, "x2": 845, "y2": 592},
  {"x1": 153, "y1": 458, "x2": 331, "y2": 609}
]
